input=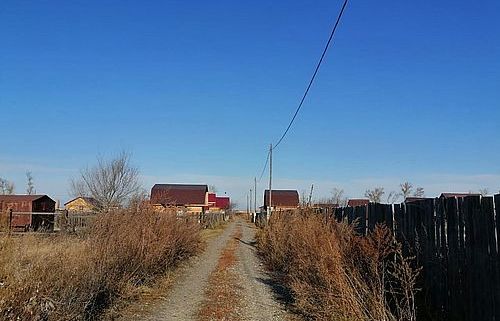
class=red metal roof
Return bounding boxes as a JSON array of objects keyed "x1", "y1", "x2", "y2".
[
  {"x1": 215, "y1": 196, "x2": 230, "y2": 209},
  {"x1": 208, "y1": 193, "x2": 217, "y2": 204},
  {"x1": 347, "y1": 199, "x2": 370, "y2": 207},
  {"x1": 151, "y1": 184, "x2": 208, "y2": 205},
  {"x1": 264, "y1": 190, "x2": 299, "y2": 207},
  {"x1": 0, "y1": 195, "x2": 53, "y2": 203}
]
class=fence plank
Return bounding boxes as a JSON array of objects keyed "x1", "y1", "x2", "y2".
[
  {"x1": 446, "y1": 197, "x2": 461, "y2": 320},
  {"x1": 481, "y1": 196, "x2": 496, "y2": 321},
  {"x1": 494, "y1": 194, "x2": 500, "y2": 321}
]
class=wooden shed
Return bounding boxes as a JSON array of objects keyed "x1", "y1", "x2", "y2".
[{"x1": 0, "y1": 195, "x2": 56, "y2": 231}]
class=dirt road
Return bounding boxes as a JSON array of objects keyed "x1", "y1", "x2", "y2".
[{"x1": 120, "y1": 218, "x2": 291, "y2": 321}]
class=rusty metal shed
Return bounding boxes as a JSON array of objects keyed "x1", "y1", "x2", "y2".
[{"x1": 0, "y1": 195, "x2": 56, "y2": 231}]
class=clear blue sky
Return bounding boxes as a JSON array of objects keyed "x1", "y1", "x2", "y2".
[{"x1": 1, "y1": 0, "x2": 499, "y2": 207}]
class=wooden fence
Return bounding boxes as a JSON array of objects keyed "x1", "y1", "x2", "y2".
[{"x1": 331, "y1": 195, "x2": 500, "y2": 321}]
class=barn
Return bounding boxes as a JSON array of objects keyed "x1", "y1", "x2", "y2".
[
  {"x1": 0, "y1": 195, "x2": 56, "y2": 231},
  {"x1": 263, "y1": 189, "x2": 299, "y2": 211},
  {"x1": 151, "y1": 184, "x2": 208, "y2": 215}
]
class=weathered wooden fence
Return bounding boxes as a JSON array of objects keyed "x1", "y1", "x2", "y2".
[
  {"x1": 331, "y1": 195, "x2": 500, "y2": 321},
  {"x1": 198, "y1": 212, "x2": 231, "y2": 229}
]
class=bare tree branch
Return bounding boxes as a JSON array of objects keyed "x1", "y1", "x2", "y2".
[
  {"x1": 70, "y1": 151, "x2": 142, "y2": 211},
  {"x1": 26, "y1": 171, "x2": 35, "y2": 195},
  {"x1": 365, "y1": 187, "x2": 384, "y2": 203},
  {"x1": 0, "y1": 177, "x2": 15, "y2": 195}
]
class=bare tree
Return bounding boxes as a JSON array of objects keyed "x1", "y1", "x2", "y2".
[
  {"x1": 300, "y1": 189, "x2": 308, "y2": 207},
  {"x1": 413, "y1": 187, "x2": 425, "y2": 198},
  {"x1": 0, "y1": 177, "x2": 15, "y2": 195},
  {"x1": 26, "y1": 171, "x2": 35, "y2": 195},
  {"x1": 365, "y1": 187, "x2": 384, "y2": 203},
  {"x1": 70, "y1": 151, "x2": 142, "y2": 211},
  {"x1": 331, "y1": 188, "x2": 348, "y2": 207},
  {"x1": 400, "y1": 182, "x2": 413, "y2": 198},
  {"x1": 479, "y1": 188, "x2": 489, "y2": 196},
  {"x1": 208, "y1": 185, "x2": 217, "y2": 193},
  {"x1": 386, "y1": 191, "x2": 401, "y2": 204},
  {"x1": 400, "y1": 181, "x2": 425, "y2": 199}
]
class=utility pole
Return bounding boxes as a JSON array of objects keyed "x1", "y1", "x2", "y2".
[
  {"x1": 246, "y1": 193, "x2": 249, "y2": 215},
  {"x1": 250, "y1": 188, "x2": 253, "y2": 214},
  {"x1": 308, "y1": 184, "x2": 314, "y2": 207},
  {"x1": 268, "y1": 143, "x2": 273, "y2": 216},
  {"x1": 254, "y1": 177, "x2": 257, "y2": 213}
]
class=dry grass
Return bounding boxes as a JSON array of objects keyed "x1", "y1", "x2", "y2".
[
  {"x1": 197, "y1": 227, "x2": 243, "y2": 321},
  {"x1": 256, "y1": 211, "x2": 419, "y2": 321},
  {"x1": 0, "y1": 206, "x2": 201, "y2": 321}
]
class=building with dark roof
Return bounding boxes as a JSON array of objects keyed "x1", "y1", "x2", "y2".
[
  {"x1": 0, "y1": 194, "x2": 55, "y2": 231},
  {"x1": 347, "y1": 199, "x2": 370, "y2": 207},
  {"x1": 440, "y1": 193, "x2": 481, "y2": 199},
  {"x1": 263, "y1": 190, "x2": 299, "y2": 211},
  {"x1": 150, "y1": 184, "x2": 208, "y2": 214}
]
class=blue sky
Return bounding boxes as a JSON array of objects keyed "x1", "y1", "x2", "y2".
[{"x1": 1, "y1": 0, "x2": 499, "y2": 207}]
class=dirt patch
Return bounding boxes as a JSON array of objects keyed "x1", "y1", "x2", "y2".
[{"x1": 197, "y1": 227, "x2": 243, "y2": 321}]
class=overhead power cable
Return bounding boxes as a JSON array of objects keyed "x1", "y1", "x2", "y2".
[
  {"x1": 272, "y1": 0, "x2": 348, "y2": 150},
  {"x1": 257, "y1": 150, "x2": 270, "y2": 182}
]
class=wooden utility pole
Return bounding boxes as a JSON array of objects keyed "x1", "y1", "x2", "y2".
[
  {"x1": 254, "y1": 177, "x2": 257, "y2": 213},
  {"x1": 268, "y1": 143, "x2": 273, "y2": 216},
  {"x1": 246, "y1": 193, "x2": 249, "y2": 215}
]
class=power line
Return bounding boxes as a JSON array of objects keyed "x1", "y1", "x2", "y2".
[
  {"x1": 272, "y1": 0, "x2": 348, "y2": 150},
  {"x1": 257, "y1": 149, "x2": 270, "y2": 182}
]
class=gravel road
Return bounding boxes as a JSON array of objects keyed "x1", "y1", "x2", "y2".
[
  {"x1": 234, "y1": 219, "x2": 291, "y2": 321},
  {"x1": 121, "y1": 218, "x2": 292, "y2": 321}
]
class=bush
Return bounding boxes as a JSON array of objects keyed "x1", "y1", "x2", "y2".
[
  {"x1": 256, "y1": 211, "x2": 418, "y2": 321},
  {"x1": 0, "y1": 206, "x2": 201, "y2": 320}
]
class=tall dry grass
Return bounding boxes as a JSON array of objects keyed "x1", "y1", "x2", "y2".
[
  {"x1": 257, "y1": 211, "x2": 419, "y2": 321},
  {"x1": 0, "y1": 206, "x2": 201, "y2": 321}
]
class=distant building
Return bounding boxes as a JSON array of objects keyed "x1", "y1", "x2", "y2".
[
  {"x1": 347, "y1": 199, "x2": 370, "y2": 207},
  {"x1": 64, "y1": 196, "x2": 101, "y2": 213},
  {"x1": 151, "y1": 184, "x2": 208, "y2": 215},
  {"x1": 0, "y1": 195, "x2": 55, "y2": 231},
  {"x1": 440, "y1": 193, "x2": 481, "y2": 199},
  {"x1": 215, "y1": 196, "x2": 230, "y2": 210},
  {"x1": 404, "y1": 197, "x2": 428, "y2": 203},
  {"x1": 207, "y1": 193, "x2": 217, "y2": 208},
  {"x1": 263, "y1": 189, "x2": 299, "y2": 211}
]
